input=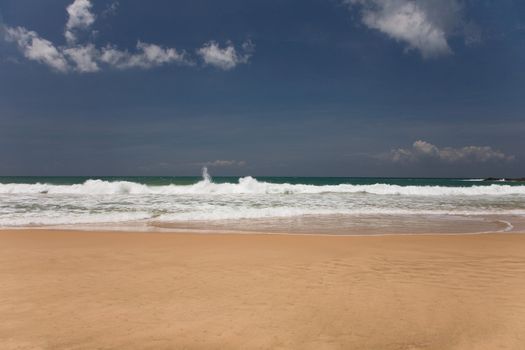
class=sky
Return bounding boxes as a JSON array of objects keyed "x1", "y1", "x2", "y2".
[{"x1": 0, "y1": 0, "x2": 524, "y2": 177}]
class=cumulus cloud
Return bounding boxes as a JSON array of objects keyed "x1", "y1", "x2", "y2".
[
  {"x1": 65, "y1": 0, "x2": 96, "y2": 44},
  {"x1": 3, "y1": 26, "x2": 69, "y2": 72},
  {"x1": 63, "y1": 44, "x2": 99, "y2": 72},
  {"x1": 100, "y1": 42, "x2": 191, "y2": 69},
  {"x1": 205, "y1": 160, "x2": 247, "y2": 167},
  {"x1": 388, "y1": 140, "x2": 514, "y2": 163},
  {"x1": 197, "y1": 40, "x2": 254, "y2": 70},
  {"x1": 343, "y1": 0, "x2": 468, "y2": 58},
  {"x1": 2, "y1": 0, "x2": 251, "y2": 73}
]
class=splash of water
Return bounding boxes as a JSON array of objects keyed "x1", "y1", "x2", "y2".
[{"x1": 202, "y1": 166, "x2": 212, "y2": 183}]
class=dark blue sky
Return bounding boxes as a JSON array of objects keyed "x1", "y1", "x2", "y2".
[{"x1": 1, "y1": 0, "x2": 524, "y2": 176}]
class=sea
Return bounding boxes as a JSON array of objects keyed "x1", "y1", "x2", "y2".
[{"x1": 1, "y1": 168, "x2": 525, "y2": 235}]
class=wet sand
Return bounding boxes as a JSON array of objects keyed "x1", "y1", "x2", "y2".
[{"x1": 1, "y1": 229, "x2": 525, "y2": 349}]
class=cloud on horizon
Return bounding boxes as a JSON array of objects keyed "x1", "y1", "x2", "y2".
[
  {"x1": 2, "y1": 0, "x2": 253, "y2": 73},
  {"x1": 343, "y1": 0, "x2": 478, "y2": 58},
  {"x1": 205, "y1": 160, "x2": 247, "y2": 167},
  {"x1": 386, "y1": 140, "x2": 515, "y2": 163}
]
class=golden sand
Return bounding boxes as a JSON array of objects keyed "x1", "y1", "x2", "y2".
[{"x1": 1, "y1": 229, "x2": 525, "y2": 349}]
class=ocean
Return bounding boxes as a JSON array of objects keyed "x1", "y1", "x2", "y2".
[{"x1": 1, "y1": 168, "x2": 525, "y2": 234}]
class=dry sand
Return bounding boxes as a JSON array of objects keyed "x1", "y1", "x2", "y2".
[{"x1": 1, "y1": 229, "x2": 525, "y2": 349}]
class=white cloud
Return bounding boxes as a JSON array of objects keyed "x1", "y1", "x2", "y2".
[
  {"x1": 205, "y1": 160, "x2": 247, "y2": 167},
  {"x1": 65, "y1": 0, "x2": 96, "y2": 44},
  {"x1": 2, "y1": 0, "x2": 253, "y2": 73},
  {"x1": 197, "y1": 40, "x2": 254, "y2": 70},
  {"x1": 3, "y1": 25, "x2": 190, "y2": 72},
  {"x1": 3, "y1": 26, "x2": 69, "y2": 72},
  {"x1": 388, "y1": 140, "x2": 514, "y2": 163},
  {"x1": 100, "y1": 41, "x2": 191, "y2": 69},
  {"x1": 344, "y1": 0, "x2": 465, "y2": 58},
  {"x1": 63, "y1": 44, "x2": 99, "y2": 72}
]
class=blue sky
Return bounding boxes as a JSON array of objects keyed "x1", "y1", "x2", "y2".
[{"x1": 0, "y1": 0, "x2": 524, "y2": 176}]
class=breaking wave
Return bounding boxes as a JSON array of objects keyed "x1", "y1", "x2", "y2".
[
  {"x1": 1, "y1": 177, "x2": 524, "y2": 196},
  {"x1": 1, "y1": 169, "x2": 525, "y2": 230}
]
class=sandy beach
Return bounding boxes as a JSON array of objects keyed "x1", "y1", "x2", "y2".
[{"x1": 1, "y1": 230, "x2": 525, "y2": 350}]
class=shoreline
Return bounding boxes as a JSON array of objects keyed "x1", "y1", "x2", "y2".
[
  {"x1": 2, "y1": 229, "x2": 525, "y2": 349},
  {"x1": 1, "y1": 228, "x2": 524, "y2": 237},
  {"x1": 0, "y1": 215, "x2": 522, "y2": 237}
]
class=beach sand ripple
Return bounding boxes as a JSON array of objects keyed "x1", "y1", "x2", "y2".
[{"x1": 1, "y1": 230, "x2": 525, "y2": 349}]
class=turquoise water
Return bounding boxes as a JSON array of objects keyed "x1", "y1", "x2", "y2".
[{"x1": 0, "y1": 176, "x2": 519, "y2": 187}]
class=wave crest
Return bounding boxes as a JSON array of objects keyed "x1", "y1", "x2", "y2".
[{"x1": 1, "y1": 177, "x2": 525, "y2": 196}]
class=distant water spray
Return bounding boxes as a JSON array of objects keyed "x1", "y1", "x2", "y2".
[{"x1": 202, "y1": 167, "x2": 212, "y2": 183}]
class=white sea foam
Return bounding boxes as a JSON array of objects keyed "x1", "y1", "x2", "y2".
[
  {"x1": 1, "y1": 169, "x2": 525, "y2": 229},
  {"x1": 2, "y1": 206, "x2": 524, "y2": 227},
  {"x1": 0, "y1": 211, "x2": 152, "y2": 227},
  {"x1": 1, "y1": 177, "x2": 525, "y2": 196},
  {"x1": 155, "y1": 208, "x2": 525, "y2": 222}
]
